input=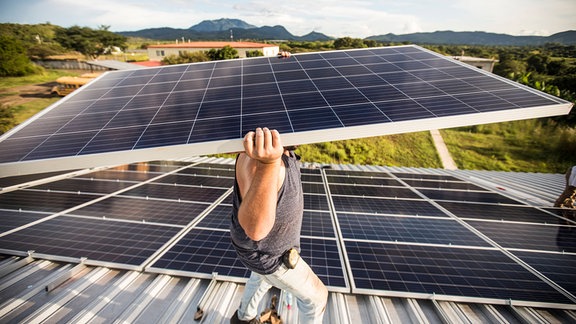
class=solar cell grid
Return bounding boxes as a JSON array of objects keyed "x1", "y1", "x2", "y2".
[
  {"x1": 304, "y1": 193, "x2": 330, "y2": 211},
  {"x1": 154, "y1": 173, "x2": 233, "y2": 188},
  {"x1": 301, "y1": 210, "x2": 335, "y2": 238},
  {"x1": 0, "y1": 210, "x2": 51, "y2": 233},
  {"x1": 196, "y1": 204, "x2": 232, "y2": 230},
  {"x1": 300, "y1": 238, "x2": 347, "y2": 288},
  {"x1": 302, "y1": 182, "x2": 326, "y2": 194},
  {"x1": 345, "y1": 241, "x2": 573, "y2": 303},
  {"x1": 31, "y1": 178, "x2": 135, "y2": 194},
  {"x1": 0, "y1": 216, "x2": 181, "y2": 266},
  {"x1": 0, "y1": 189, "x2": 102, "y2": 213},
  {"x1": 1, "y1": 45, "x2": 570, "y2": 177},
  {"x1": 149, "y1": 229, "x2": 250, "y2": 278},
  {"x1": 332, "y1": 195, "x2": 448, "y2": 217},
  {"x1": 402, "y1": 179, "x2": 487, "y2": 191},
  {"x1": 324, "y1": 169, "x2": 392, "y2": 178},
  {"x1": 438, "y1": 202, "x2": 562, "y2": 224},
  {"x1": 512, "y1": 251, "x2": 576, "y2": 296},
  {"x1": 326, "y1": 175, "x2": 401, "y2": 186},
  {"x1": 418, "y1": 188, "x2": 521, "y2": 204},
  {"x1": 392, "y1": 173, "x2": 460, "y2": 181},
  {"x1": 338, "y1": 213, "x2": 489, "y2": 246},
  {"x1": 329, "y1": 184, "x2": 420, "y2": 199},
  {"x1": 68, "y1": 196, "x2": 211, "y2": 226},
  {"x1": 120, "y1": 183, "x2": 227, "y2": 203},
  {"x1": 465, "y1": 220, "x2": 576, "y2": 252}
]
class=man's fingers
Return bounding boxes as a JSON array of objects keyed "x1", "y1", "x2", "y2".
[
  {"x1": 243, "y1": 131, "x2": 255, "y2": 156},
  {"x1": 255, "y1": 127, "x2": 264, "y2": 151},
  {"x1": 262, "y1": 127, "x2": 273, "y2": 150},
  {"x1": 270, "y1": 129, "x2": 281, "y2": 149}
]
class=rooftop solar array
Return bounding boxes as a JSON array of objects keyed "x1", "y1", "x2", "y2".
[
  {"x1": 0, "y1": 45, "x2": 572, "y2": 177},
  {"x1": 1, "y1": 160, "x2": 575, "y2": 308}
]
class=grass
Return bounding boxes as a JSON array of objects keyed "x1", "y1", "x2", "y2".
[
  {"x1": 441, "y1": 119, "x2": 575, "y2": 173},
  {"x1": 295, "y1": 132, "x2": 443, "y2": 168},
  {"x1": 11, "y1": 98, "x2": 61, "y2": 124},
  {"x1": 0, "y1": 70, "x2": 82, "y2": 90}
]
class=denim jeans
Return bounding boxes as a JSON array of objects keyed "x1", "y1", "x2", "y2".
[{"x1": 237, "y1": 256, "x2": 328, "y2": 324}]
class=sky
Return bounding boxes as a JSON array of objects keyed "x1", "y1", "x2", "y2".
[{"x1": 0, "y1": 0, "x2": 574, "y2": 38}]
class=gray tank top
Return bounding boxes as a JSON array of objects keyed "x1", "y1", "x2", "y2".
[{"x1": 230, "y1": 152, "x2": 303, "y2": 274}]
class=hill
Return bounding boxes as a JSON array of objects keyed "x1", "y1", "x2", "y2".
[
  {"x1": 366, "y1": 30, "x2": 576, "y2": 45},
  {"x1": 118, "y1": 18, "x2": 333, "y2": 41},
  {"x1": 189, "y1": 18, "x2": 256, "y2": 32}
]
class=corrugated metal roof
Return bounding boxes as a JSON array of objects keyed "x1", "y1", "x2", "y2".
[
  {"x1": 2, "y1": 255, "x2": 575, "y2": 323},
  {"x1": 86, "y1": 60, "x2": 147, "y2": 70},
  {"x1": 1, "y1": 160, "x2": 575, "y2": 323}
]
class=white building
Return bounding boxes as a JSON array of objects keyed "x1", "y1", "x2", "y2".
[
  {"x1": 450, "y1": 55, "x2": 498, "y2": 72},
  {"x1": 147, "y1": 41, "x2": 279, "y2": 61}
]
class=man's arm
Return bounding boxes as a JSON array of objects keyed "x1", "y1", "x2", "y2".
[{"x1": 236, "y1": 128, "x2": 285, "y2": 241}]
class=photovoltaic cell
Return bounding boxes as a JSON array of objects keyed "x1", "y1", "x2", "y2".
[
  {"x1": 1, "y1": 45, "x2": 570, "y2": 177},
  {"x1": 326, "y1": 175, "x2": 401, "y2": 186},
  {"x1": 0, "y1": 210, "x2": 51, "y2": 233},
  {"x1": 0, "y1": 216, "x2": 181, "y2": 265},
  {"x1": 417, "y1": 188, "x2": 520, "y2": 204},
  {"x1": 345, "y1": 241, "x2": 572, "y2": 304},
  {"x1": 31, "y1": 178, "x2": 135, "y2": 194},
  {"x1": 465, "y1": 220, "x2": 576, "y2": 252},
  {"x1": 67, "y1": 196, "x2": 211, "y2": 226},
  {"x1": 300, "y1": 237, "x2": 347, "y2": 288},
  {"x1": 196, "y1": 204, "x2": 233, "y2": 230},
  {"x1": 150, "y1": 229, "x2": 250, "y2": 278},
  {"x1": 329, "y1": 184, "x2": 420, "y2": 199},
  {"x1": 0, "y1": 189, "x2": 102, "y2": 213},
  {"x1": 331, "y1": 195, "x2": 448, "y2": 217},
  {"x1": 438, "y1": 202, "x2": 564, "y2": 224},
  {"x1": 402, "y1": 179, "x2": 487, "y2": 191},
  {"x1": 338, "y1": 213, "x2": 490, "y2": 246},
  {"x1": 120, "y1": 183, "x2": 227, "y2": 203},
  {"x1": 512, "y1": 251, "x2": 576, "y2": 296},
  {"x1": 301, "y1": 210, "x2": 335, "y2": 238}
]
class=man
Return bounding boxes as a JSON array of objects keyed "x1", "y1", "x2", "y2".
[
  {"x1": 230, "y1": 127, "x2": 328, "y2": 324},
  {"x1": 555, "y1": 165, "x2": 576, "y2": 221}
]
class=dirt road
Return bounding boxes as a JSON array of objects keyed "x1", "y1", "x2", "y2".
[{"x1": 0, "y1": 82, "x2": 56, "y2": 107}]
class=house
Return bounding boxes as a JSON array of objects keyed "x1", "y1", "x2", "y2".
[
  {"x1": 450, "y1": 55, "x2": 498, "y2": 72},
  {"x1": 147, "y1": 41, "x2": 280, "y2": 61}
]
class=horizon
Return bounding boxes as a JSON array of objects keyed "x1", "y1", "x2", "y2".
[
  {"x1": 117, "y1": 18, "x2": 574, "y2": 38},
  {"x1": 0, "y1": 0, "x2": 574, "y2": 39}
]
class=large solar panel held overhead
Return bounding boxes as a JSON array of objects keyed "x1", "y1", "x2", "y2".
[{"x1": 0, "y1": 45, "x2": 572, "y2": 177}]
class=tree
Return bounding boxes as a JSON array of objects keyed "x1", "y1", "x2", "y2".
[
  {"x1": 334, "y1": 37, "x2": 366, "y2": 49},
  {"x1": 0, "y1": 104, "x2": 16, "y2": 135},
  {"x1": 55, "y1": 25, "x2": 127, "y2": 59},
  {"x1": 162, "y1": 51, "x2": 210, "y2": 65},
  {"x1": 206, "y1": 45, "x2": 238, "y2": 60},
  {"x1": 246, "y1": 50, "x2": 263, "y2": 57},
  {"x1": 0, "y1": 35, "x2": 40, "y2": 76}
]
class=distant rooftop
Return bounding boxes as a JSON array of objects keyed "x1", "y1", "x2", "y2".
[{"x1": 147, "y1": 41, "x2": 278, "y2": 48}]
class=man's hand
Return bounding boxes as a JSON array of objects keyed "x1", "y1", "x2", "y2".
[{"x1": 243, "y1": 127, "x2": 284, "y2": 165}]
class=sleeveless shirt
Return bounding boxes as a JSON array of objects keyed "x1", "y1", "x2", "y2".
[{"x1": 230, "y1": 152, "x2": 304, "y2": 274}]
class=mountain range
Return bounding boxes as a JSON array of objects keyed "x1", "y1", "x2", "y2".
[{"x1": 117, "y1": 18, "x2": 576, "y2": 46}]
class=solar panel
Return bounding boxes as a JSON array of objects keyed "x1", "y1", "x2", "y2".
[
  {"x1": 0, "y1": 215, "x2": 181, "y2": 266},
  {"x1": 1, "y1": 45, "x2": 572, "y2": 177},
  {"x1": 337, "y1": 213, "x2": 490, "y2": 246},
  {"x1": 1, "y1": 161, "x2": 575, "y2": 307},
  {"x1": 345, "y1": 241, "x2": 573, "y2": 304},
  {"x1": 465, "y1": 220, "x2": 576, "y2": 252},
  {"x1": 512, "y1": 251, "x2": 576, "y2": 296}
]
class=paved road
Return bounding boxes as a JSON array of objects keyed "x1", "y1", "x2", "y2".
[{"x1": 430, "y1": 129, "x2": 458, "y2": 170}]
